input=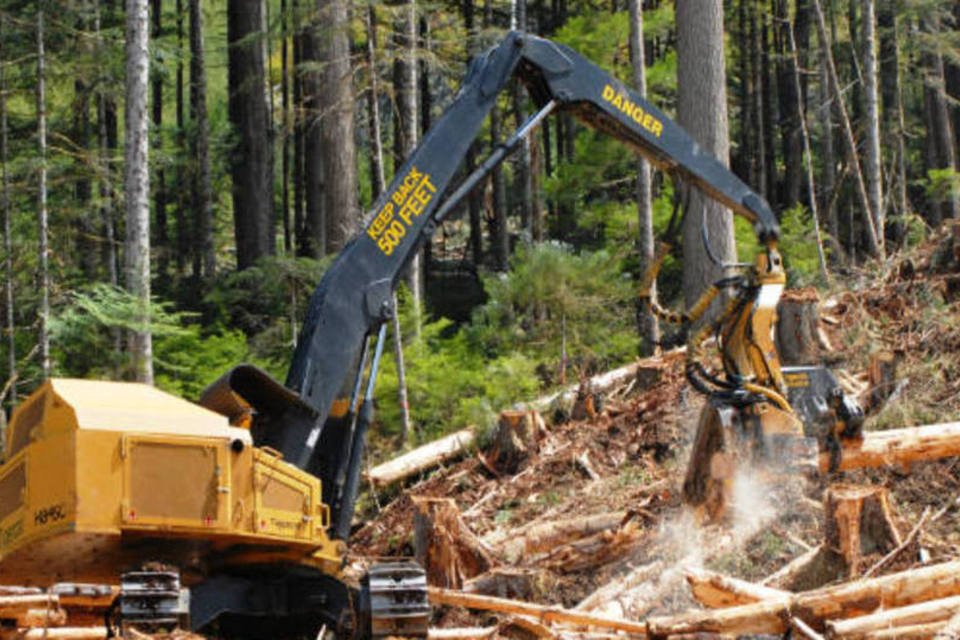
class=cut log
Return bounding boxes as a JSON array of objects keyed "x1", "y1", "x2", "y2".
[
  {"x1": 684, "y1": 567, "x2": 791, "y2": 608},
  {"x1": 0, "y1": 596, "x2": 59, "y2": 618},
  {"x1": 367, "y1": 428, "x2": 475, "y2": 487},
  {"x1": 763, "y1": 544, "x2": 825, "y2": 589},
  {"x1": 825, "y1": 595, "x2": 960, "y2": 638},
  {"x1": 575, "y1": 561, "x2": 666, "y2": 612},
  {"x1": 496, "y1": 512, "x2": 627, "y2": 563},
  {"x1": 413, "y1": 497, "x2": 494, "y2": 588},
  {"x1": 936, "y1": 610, "x2": 960, "y2": 639},
  {"x1": 464, "y1": 568, "x2": 537, "y2": 600},
  {"x1": 15, "y1": 608, "x2": 67, "y2": 628},
  {"x1": 427, "y1": 627, "x2": 498, "y2": 640},
  {"x1": 824, "y1": 484, "x2": 901, "y2": 578},
  {"x1": 2, "y1": 629, "x2": 107, "y2": 640},
  {"x1": 869, "y1": 621, "x2": 949, "y2": 639},
  {"x1": 536, "y1": 519, "x2": 644, "y2": 573},
  {"x1": 777, "y1": 288, "x2": 822, "y2": 365},
  {"x1": 646, "y1": 559, "x2": 960, "y2": 637},
  {"x1": 427, "y1": 587, "x2": 649, "y2": 635},
  {"x1": 820, "y1": 421, "x2": 960, "y2": 473},
  {"x1": 485, "y1": 411, "x2": 545, "y2": 475}
]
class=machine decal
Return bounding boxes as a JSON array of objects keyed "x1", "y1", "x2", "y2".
[
  {"x1": 601, "y1": 84, "x2": 663, "y2": 138},
  {"x1": 34, "y1": 503, "x2": 66, "y2": 526},
  {"x1": 367, "y1": 166, "x2": 437, "y2": 256},
  {"x1": 1, "y1": 518, "x2": 22, "y2": 548}
]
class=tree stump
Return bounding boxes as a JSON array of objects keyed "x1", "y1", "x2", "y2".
[
  {"x1": 864, "y1": 350, "x2": 900, "y2": 412},
  {"x1": 485, "y1": 410, "x2": 546, "y2": 475},
  {"x1": 776, "y1": 288, "x2": 822, "y2": 365},
  {"x1": 824, "y1": 483, "x2": 902, "y2": 578},
  {"x1": 412, "y1": 497, "x2": 494, "y2": 588},
  {"x1": 571, "y1": 380, "x2": 600, "y2": 421}
]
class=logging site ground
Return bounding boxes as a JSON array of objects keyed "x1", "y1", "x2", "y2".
[{"x1": 350, "y1": 229, "x2": 960, "y2": 636}]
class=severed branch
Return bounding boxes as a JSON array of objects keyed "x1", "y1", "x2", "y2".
[{"x1": 684, "y1": 567, "x2": 791, "y2": 608}]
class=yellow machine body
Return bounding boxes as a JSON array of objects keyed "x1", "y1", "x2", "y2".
[{"x1": 0, "y1": 378, "x2": 344, "y2": 586}]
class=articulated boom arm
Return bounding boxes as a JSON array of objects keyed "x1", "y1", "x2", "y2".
[{"x1": 244, "y1": 31, "x2": 780, "y2": 539}]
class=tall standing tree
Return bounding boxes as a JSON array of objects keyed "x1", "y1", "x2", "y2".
[
  {"x1": 152, "y1": 0, "x2": 168, "y2": 282},
  {"x1": 124, "y1": 0, "x2": 154, "y2": 383},
  {"x1": 676, "y1": 0, "x2": 735, "y2": 310},
  {"x1": 37, "y1": 5, "x2": 51, "y2": 379},
  {"x1": 860, "y1": 0, "x2": 884, "y2": 254},
  {"x1": 1, "y1": 16, "x2": 15, "y2": 402},
  {"x1": 189, "y1": 0, "x2": 215, "y2": 279},
  {"x1": 228, "y1": 0, "x2": 275, "y2": 269},
  {"x1": 628, "y1": 0, "x2": 657, "y2": 355},
  {"x1": 318, "y1": 0, "x2": 357, "y2": 252},
  {"x1": 300, "y1": 17, "x2": 325, "y2": 257}
]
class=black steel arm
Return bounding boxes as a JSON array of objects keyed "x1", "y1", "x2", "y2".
[{"x1": 240, "y1": 31, "x2": 778, "y2": 538}]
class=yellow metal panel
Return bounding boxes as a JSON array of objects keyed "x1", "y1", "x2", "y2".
[
  {"x1": 7, "y1": 387, "x2": 48, "y2": 457},
  {"x1": 121, "y1": 435, "x2": 230, "y2": 531},
  {"x1": 252, "y1": 450, "x2": 317, "y2": 540}
]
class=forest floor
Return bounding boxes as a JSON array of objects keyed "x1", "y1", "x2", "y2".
[{"x1": 349, "y1": 228, "x2": 960, "y2": 636}]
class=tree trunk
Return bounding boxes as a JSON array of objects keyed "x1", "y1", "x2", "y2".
[
  {"x1": 677, "y1": 0, "x2": 736, "y2": 310},
  {"x1": 392, "y1": 292, "x2": 411, "y2": 445},
  {"x1": 318, "y1": 0, "x2": 357, "y2": 253},
  {"x1": 292, "y1": 0, "x2": 307, "y2": 256},
  {"x1": 811, "y1": 0, "x2": 882, "y2": 258},
  {"x1": 395, "y1": 0, "x2": 423, "y2": 328},
  {"x1": 878, "y1": 0, "x2": 908, "y2": 242},
  {"x1": 820, "y1": 29, "x2": 838, "y2": 246},
  {"x1": 37, "y1": 6, "x2": 50, "y2": 380},
  {"x1": 366, "y1": 4, "x2": 386, "y2": 200},
  {"x1": 367, "y1": 428, "x2": 475, "y2": 487},
  {"x1": 629, "y1": 0, "x2": 657, "y2": 355},
  {"x1": 776, "y1": 288, "x2": 822, "y2": 365},
  {"x1": 174, "y1": 0, "x2": 188, "y2": 275},
  {"x1": 486, "y1": 0, "x2": 508, "y2": 271},
  {"x1": 861, "y1": 0, "x2": 884, "y2": 253},
  {"x1": 151, "y1": 0, "x2": 168, "y2": 284},
  {"x1": 228, "y1": 0, "x2": 275, "y2": 269},
  {"x1": 1, "y1": 16, "x2": 15, "y2": 404},
  {"x1": 776, "y1": 0, "x2": 805, "y2": 210},
  {"x1": 96, "y1": 6, "x2": 119, "y2": 290},
  {"x1": 125, "y1": 0, "x2": 154, "y2": 384},
  {"x1": 281, "y1": 0, "x2": 291, "y2": 252},
  {"x1": 413, "y1": 498, "x2": 494, "y2": 588},
  {"x1": 463, "y1": 0, "x2": 482, "y2": 265},
  {"x1": 189, "y1": 0, "x2": 215, "y2": 279},
  {"x1": 921, "y1": 13, "x2": 959, "y2": 223}
]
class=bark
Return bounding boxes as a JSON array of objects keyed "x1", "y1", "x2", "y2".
[
  {"x1": 820, "y1": 31, "x2": 838, "y2": 245},
  {"x1": 366, "y1": 4, "x2": 386, "y2": 200},
  {"x1": 878, "y1": 0, "x2": 908, "y2": 238},
  {"x1": 1, "y1": 16, "x2": 15, "y2": 404},
  {"x1": 676, "y1": 0, "x2": 736, "y2": 310},
  {"x1": 151, "y1": 0, "x2": 167, "y2": 282},
  {"x1": 318, "y1": 0, "x2": 357, "y2": 253},
  {"x1": 811, "y1": 0, "x2": 882, "y2": 258},
  {"x1": 125, "y1": 0, "x2": 154, "y2": 384},
  {"x1": 826, "y1": 595, "x2": 960, "y2": 639},
  {"x1": 776, "y1": 288, "x2": 822, "y2": 365},
  {"x1": 628, "y1": 0, "x2": 657, "y2": 355},
  {"x1": 228, "y1": 0, "x2": 275, "y2": 269},
  {"x1": 37, "y1": 6, "x2": 50, "y2": 380},
  {"x1": 463, "y1": 0, "x2": 482, "y2": 265},
  {"x1": 97, "y1": 8, "x2": 119, "y2": 289},
  {"x1": 366, "y1": 428, "x2": 475, "y2": 487},
  {"x1": 174, "y1": 0, "x2": 188, "y2": 274},
  {"x1": 189, "y1": 0, "x2": 215, "y2": 279},
  {"x1": 395, "y1": 0, "x2": 423, "y2": 322},
  {"x1": 685, "y1": 567, "x2": 791, "y2": 609},
  {"x1": 861, "y1": 0, "x2": 884, "y2": 252},
  {"x1": 391, "y1": 293, "x2": 411, "y2": 444},
  {"x1": 292, "y1": 0, "x2": 307, "y2": 255},
  {"x1": 281, "y1": 0, "x2": 291, "y2": 252},
  {"x1": 777, "y1": 0, "x2": 810, "y2": 209},
  {"x1": 818, "y1": 420, "x2": 960, "y2": 473},
  {"x1": 823, "y1": 483, "x2": 901, "y2": 579},
  {"x1": 428, "y1": 588, "x2": 649, "y2": 635},
  {"x1": 297, "y1": 23, "x2": 324, "y2": 257},
  {"x1": 646, "y1": 559, "x2": 960, "y2": 637},
  {"x1": 486, "y1": 0, "x2": 508, "y2": 271}
]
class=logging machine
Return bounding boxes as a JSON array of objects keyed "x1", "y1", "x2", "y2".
[{"x1": 0, "y1": 32, "x2": 860, "y2": 638}]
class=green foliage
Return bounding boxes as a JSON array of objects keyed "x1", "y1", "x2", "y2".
[
  {"x1": 924, "y1": 168, "x2": 960, "y2": 206},
  {"x1": 469, "y1": 242, "x2": 636, "y2": 377},
  {"x1": 777, "y1": 204, "x2": 825, "y2": 287},
  {"x1": 376, "y1": 293, "x2": 539, "y2": 443}
]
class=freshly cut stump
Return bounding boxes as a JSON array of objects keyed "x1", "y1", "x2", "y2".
[
  {"x1": 776, "y1": 287, "x2": 822, "y2": 365},
  {"x1": 413, "y1": 497, "x2": 494, "y2": 588},
  {"x1": 485, "y1": 410, "x2": 546, "y2": 475}
]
